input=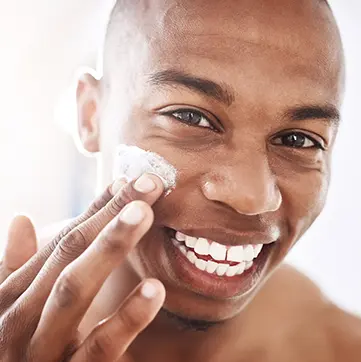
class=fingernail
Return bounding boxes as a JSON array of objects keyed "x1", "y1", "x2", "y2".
[
  {"x1": 118, "y1": 202, "x2": 145, "y2": 225},
  {"x1": 134, "y1": 174, "x2": 156, "y2": 193},
  {"x1": 111, "y1": 178, "x2": 127, "y2": 196},
  {"x1": 141, "y1": 281, "x2": 158, "y2": 299}
]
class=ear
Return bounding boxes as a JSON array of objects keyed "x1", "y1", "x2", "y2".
[{"x1": 76, "y1": 73, "x2": 101, "y2": 153}]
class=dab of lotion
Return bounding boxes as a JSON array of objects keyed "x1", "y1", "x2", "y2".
[{"x1": 113, "y1": 144, "x2": 177, "y2": 194}]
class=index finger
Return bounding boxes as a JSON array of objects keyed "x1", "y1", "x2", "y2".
[{"x1": 18, "y1": 174, "x2": 164, "y2": 309}]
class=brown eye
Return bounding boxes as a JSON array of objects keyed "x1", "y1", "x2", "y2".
[
  {"x1": 171, "y1": 110, "x2": 212, "y2": 129},
  {"x1": 272, "y1": 132, "x2": 323, "y2": 149}
]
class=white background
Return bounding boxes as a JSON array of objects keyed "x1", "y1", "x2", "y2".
[{"x1": 0, "y1": 0, "x2": 360, "y2": 314}]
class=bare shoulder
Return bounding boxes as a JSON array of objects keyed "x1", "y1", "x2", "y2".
[
  {"x1": 324, "y1": 304, "x2": 361, "y2": 361},
  {"x1": 259, "y1": 264, "x2": 361, "y2": 361},
  {"x1": 259, "y1": 264, "x2": 328, "y2": 307}
]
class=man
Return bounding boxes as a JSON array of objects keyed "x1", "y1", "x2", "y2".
[{"x1": 1, "y1": 0, "x2": 360, "y2": 361}]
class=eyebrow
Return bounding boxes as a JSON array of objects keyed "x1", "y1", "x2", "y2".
[
  {"x1": 148, "y1": 69, "x2": 340, "y2": 126},
  {"x1": 285, "y1": 105, "x2": 341, "y2": 126},
  {"x1": 148, "y1": 69, "x2": 235, "y2": 106}
]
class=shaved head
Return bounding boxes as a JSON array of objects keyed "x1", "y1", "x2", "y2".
[
  {"x1": 101, "y1": 0, "x2": 344, "y2": 114},
  {"x1": 104, "y1": 0, "x2": 340, "y2": 73}
]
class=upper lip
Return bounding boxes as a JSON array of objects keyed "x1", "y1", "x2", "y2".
[{"x1": 167, "y1": 226, "x2": 279, "y2": 246}]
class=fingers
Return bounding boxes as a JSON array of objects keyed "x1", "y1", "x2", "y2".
[
  {"x1": 23, "y1": 174, "x2": 163, "y2": 306},
  {"x1": 0, "y1": 216, "x2": 37, "y2": 284},
  {"x1": 70, "y1": 279, "x2": 165, "y2": 362},
  {"x1": 31, "y1": 200, "x2": 155, "y2": 359},
  {"x1": 0, "y1": 182, "x2": 119, "y2": 309}
]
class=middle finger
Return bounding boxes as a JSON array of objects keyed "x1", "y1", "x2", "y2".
[
  {"x1": 30, "y1": 200, "x2": 154, "y2": 360},
  {"x1": 18, "y1": 174, "x2": 164, "y2": 310}
]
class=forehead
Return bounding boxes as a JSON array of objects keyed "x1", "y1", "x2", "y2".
[{"x1": 133, "y1": 0, "x2": 344, "y2": 106}]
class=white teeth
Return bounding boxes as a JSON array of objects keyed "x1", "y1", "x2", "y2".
[
  {"x1": 194, "y1": 238, "x2": 209, "y2": 255},
  {"x1": 206, "y1": 260, "x2": 218, "y2": 274},
  {"x1": 245, "y1": 261, "x2": 253, "y2": 270},
  {"x1": 186, "y1": 251, "x2": 197, "y2": 264},
  {"x1": 227, "y1": 245, "x2": 244, "y2": 262},
  {"x1": 216, "y1": 264, "x2": 229, "y2": 276},
  {"x1": 195, "y1": 259, "x2": 207, "y2": 271},
  {"x1": 226, "y1": 265, "x2": 239, "y2": 277},
  {"x1": 243, "y1": 245, "x2": 255, "y2": 262},
  {"x1": 175, "y1": 231, "x2": 186, "y2": 242},
  {"x1": 209, "y1": 242, "x2": 227, "y2": 261},
  {"x1": 254, "y1": 244, "x2": 263, "y2": 257},
  {"x1": 179, "y1": 244, "x2": 187, "y2": 255},
  {"x1": 185, "y1": 235, "x2": 198, "y2": 248},
  {"x1": 173, "y1": 230, "x2": 266, "y2": 276},
  {"x1": 237, "y1": 262, "x2": 246, "y2": 275}
]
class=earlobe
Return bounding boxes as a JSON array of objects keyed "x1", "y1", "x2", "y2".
[{"x1": 76, "y1": 73, "x2": 101, "y2": 153}]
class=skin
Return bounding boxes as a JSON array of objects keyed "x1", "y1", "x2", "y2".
[
  {"x1": 86, "y1": 0, "x2": 342, "y2": 322},
  {"x1": 1, "y1": 0, "x2": 361, "y2": 361}
]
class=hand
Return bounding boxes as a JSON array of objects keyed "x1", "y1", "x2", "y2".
[
  {"x1": 0, "y1": 174, "x2": 166, "y2": 362},
  {"x1": 0, "y1": 215, "x2": 38, "y2": 284}
]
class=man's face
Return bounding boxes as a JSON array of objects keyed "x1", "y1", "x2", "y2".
[{"x1": 78, "y1": 0, "x2": 343, "y2": 322}]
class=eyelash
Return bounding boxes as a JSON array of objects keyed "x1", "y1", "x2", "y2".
[
  {"x1": 163, "y1": 109, "x2": 217, "y2": 131},
  {"x1": 271, "y1": 132, "x2": 325, "y2": 150},
  {"x1": 164, "y1": 109, "x2": 325, "y2": 150}
]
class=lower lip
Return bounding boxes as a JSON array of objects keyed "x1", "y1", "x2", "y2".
[{"x1": 163, "y1": 232, "x2": 274, "y2": 299}]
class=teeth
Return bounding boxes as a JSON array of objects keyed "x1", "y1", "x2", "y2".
[
  {"x1": 179, "y1": 244, "x2": 187, "y2": 255},
  {"x1": 245, "y1": 261, "x2": 253, "y2": 270},
  {"x1": 206, "y1": 260, "x2": 218, "y2": 274},
  {"x1": 254, "y1": 244, "x2": 263, "y2": 257},
  {"x1": 173, "y1": 230, "x2": 266, "y2": 276},
  {"x1": 243, "y1": 245, "x2": 255, "y2": 262},
  {"x1": 237, "y1": 262, "x2": 246, "y2": 275},
  {"x1": 195, "y1": 259, "x2": 207, "y2": 271},
  {"x1": 186, "y1": 251, "x2": 197, "y2": 264},
  {"x1": 216, "y1": 264, "x2": 229, "y2": 276},
  {"x1": 185, "y1": 235, "x2": 198, "y2": 248},
  {"x1": 227, "y1": 245, "x2": 244, "y2": 262},
  {"x1": 226, "y1": 265, "x2": 239, "y2": 277},
  {"x1": 194, "y1": 238, "x2": 209, "y2": 255},
  {"x1": 175, "y1": 231, "x2": 186, "y2": 242},
  {"x1": 174, "y1": 241, "x2": 253, "y2": 277},
  {"x1": 209, "y1": 242, "x2": 227, "y2": 261}
]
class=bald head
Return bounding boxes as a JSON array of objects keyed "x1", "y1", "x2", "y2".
[{"x1": 103, "y1": 0, "x2": 343, "y2": 87}]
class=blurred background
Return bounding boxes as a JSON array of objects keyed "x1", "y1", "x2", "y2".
[{"x1": 0, "y1": 0, "x2": 360, "y2": 314}]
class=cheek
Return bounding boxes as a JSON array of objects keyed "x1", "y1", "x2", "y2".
[{"x1": 279, "y1": 170, "x2": 330, "y2": 240}]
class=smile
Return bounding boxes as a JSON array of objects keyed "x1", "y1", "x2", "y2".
[
  {"x1": 163, "y1": 226, "x2": 276, "y2": 298},
  {"x1": 172, "y1": 231, "x2": 264, "y2": 277}
]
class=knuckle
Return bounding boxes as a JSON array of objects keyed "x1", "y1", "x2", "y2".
[
  {"x1": 52, "y1": 270, "x2": 84, "y2": 309},
  {"x1": 0, "y1": 306, "x2": 33, "y2": 348},
  {"x1": 0, "y1": 282, "x2": 21, "y2": 310},
  {"x1": 117, "y1": 308, "x2": 144, "y2": 332},
  {"x1": 90, "y1": 188, "x2": 113, "y2": 214},
  {"x1": 98, "y1": 231, "x2": 124, "y2": 255},
  {"x1": 86, "y1": 330, "x2": 114, "y2": 359},
  {"x1": 55, "y1": 229, "x2": 87, "y2": 262},
  {"x1": 107, "y1": 185, "x2": 136, "y2": 217}
]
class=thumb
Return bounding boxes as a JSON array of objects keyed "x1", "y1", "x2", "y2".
[{"x1": 3, "y1": 215, "x2": 37, "y2": 272}]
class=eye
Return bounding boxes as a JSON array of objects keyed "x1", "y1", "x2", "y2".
[
  {"x1": 272, "y1": 132, "x2": 325, "y2": 150},
  {"x1": 168, "y1": 109, "x2": 213, "y2": 129}
]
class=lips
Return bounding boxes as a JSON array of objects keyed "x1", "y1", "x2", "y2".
[{"x1": 162, "y1": 227, "x2": 276, "y2": 299}]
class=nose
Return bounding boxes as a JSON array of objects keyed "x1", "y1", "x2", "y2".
[{"x1": 202, "y1": 157, "x2": 282, "y2": 216}]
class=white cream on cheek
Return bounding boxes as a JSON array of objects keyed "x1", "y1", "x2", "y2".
[{"x1": 112, "y1": 144, "x2": 178, "y2": 194}]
